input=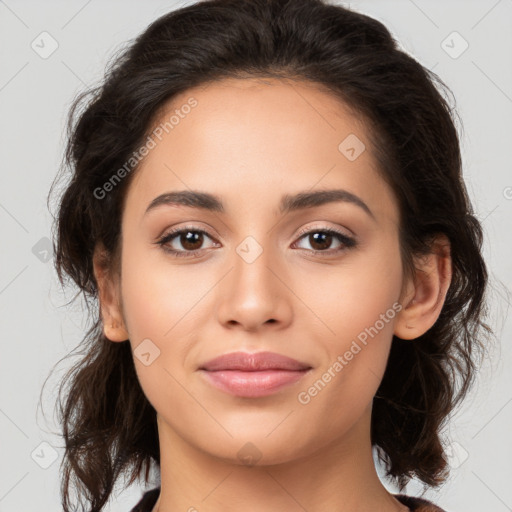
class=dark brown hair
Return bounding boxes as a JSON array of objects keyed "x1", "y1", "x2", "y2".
[{"x1": 46, "y1": 0, "x2": 493, "y2": 510}]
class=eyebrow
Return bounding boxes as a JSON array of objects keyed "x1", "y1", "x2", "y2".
[{"x1": 144, "y1": 188, "x2": 375, "y2": 220}]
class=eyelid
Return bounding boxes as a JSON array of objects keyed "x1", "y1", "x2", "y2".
[
  {"x1": 157, "y1": 221, "x2": 353, "y2": 241},
  {"x1": 156, "y1": 224, "x2": 219, "y2": 248},
  {"x1": 154, "y1": 221, "x2": 220, "y2": 245},
  {"x1": 294, "y1": 223, "x2": 354, "y2": 240}
]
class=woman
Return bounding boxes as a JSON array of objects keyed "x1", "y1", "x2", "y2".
[{"x1": 48, "y1": 0, "x2": 492, "y2": 510}]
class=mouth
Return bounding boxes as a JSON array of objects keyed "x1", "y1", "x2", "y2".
[{"x1": 198, "y1": 351, "x2": 312, "y2": 398}]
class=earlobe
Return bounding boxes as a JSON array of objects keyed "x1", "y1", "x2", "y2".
[
  {"x1": 103, "y1": 317, "x2": 130, "y2": 343},
  {"x1": 394, "y1": 235, "x2": 452, "y2": 340},
  {"x1": 92, "y1": 243, "x2": 130, "y2": 342}
]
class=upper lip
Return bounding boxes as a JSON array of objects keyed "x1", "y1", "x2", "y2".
[{"x1": 199, "y1": 351, "x2": 312, "y2": 371}]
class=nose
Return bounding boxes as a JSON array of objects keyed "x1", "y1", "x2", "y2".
[{"x1": 215, "y1": 237, "x2": 293, "y2": 333}]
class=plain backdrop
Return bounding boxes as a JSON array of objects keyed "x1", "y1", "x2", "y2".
[{"x1": 0, "y1": 1, "x2": 511, "y2": 511}]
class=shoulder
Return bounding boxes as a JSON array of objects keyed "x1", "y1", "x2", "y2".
[
  {"x1": 394, "y1": 493, "x2": 449, "y2": 512},
  {"x1": 130, "y1": 487, "x2": 160, "y2": 512}
]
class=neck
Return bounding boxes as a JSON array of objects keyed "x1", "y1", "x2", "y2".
[{"x1": 150, "y1": 408, "x2": 408, "y2": 512}]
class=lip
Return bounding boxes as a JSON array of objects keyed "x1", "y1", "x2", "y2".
[
  {"x1": 199, "y1": 351, "x2": 312, "y2": 372},
  {"x1": 198, "y1": 351, "x2": 312, "y2": 398}
]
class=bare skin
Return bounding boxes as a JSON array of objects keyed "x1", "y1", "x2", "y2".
[{"x1": 93, "y1": 77, "x2": 452, "y2": 512}]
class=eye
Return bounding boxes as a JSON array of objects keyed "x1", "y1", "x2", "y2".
[
  {"x1": 292, "y1": 226, "x2": 357, "y2": 255},
  {"x1": 156, "y1": 226, "x2": 218, "y2": 258},
  {"x1": 155, "y1": 225, "x2": 357, "y2": 258}
]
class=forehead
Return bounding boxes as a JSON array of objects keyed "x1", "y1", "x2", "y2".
[{"x1": 124, "y1": 77, "x2": 398, "y2": 225}]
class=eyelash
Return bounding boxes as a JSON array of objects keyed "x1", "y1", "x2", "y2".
[{"x1": 155, "y1": 225, "x2": 357, "y2": 258}]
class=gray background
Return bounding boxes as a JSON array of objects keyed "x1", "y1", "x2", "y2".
[{"x1": 0, "y1": 0, "x2": 511, "y2": 511}]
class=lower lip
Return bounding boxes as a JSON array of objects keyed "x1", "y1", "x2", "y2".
[{"x1": 200, "y1": 369, "x2": 311, "y2": 398}]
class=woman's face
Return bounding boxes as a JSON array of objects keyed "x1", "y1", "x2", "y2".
[{"x1": 115, "y1": 77, "x2": 406, "y2": 464}]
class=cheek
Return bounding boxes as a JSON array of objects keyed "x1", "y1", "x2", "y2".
[
  {"x1": 303, "y1": 237, "x2": 403, "y2": 345},
  {"x1": 297, "y1": 240, "x2": 403, "y2": 408},
  {"x1": 119, "y1": 241, "x2": 208, "y2": 342},
  {"x1": 295, "y1": 296, "x2": 400, "y2": 450},
  {"x1": 118, "y1": 242, "x2": 208, "y2": 404},
  {"x1": 119, "y1": 252, "x2": 204, "y2": 413}
]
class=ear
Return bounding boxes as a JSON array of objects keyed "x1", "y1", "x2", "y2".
[
  {"x1": 394, "y1": 234, "x2": 452, "y2": 340},
  {"x1": 92, "y1": 243, "x2": 129, "y2": 342}
]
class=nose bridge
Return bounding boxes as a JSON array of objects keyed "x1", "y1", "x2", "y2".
[
  {"x1": 232, "y1": 232, "x2": 280, "y2": 298},
  {"x1": 215, "y1": 230, "x2": 291, "y2": 330},
  {"x1": 228, "y1": 207, "x2": 280, "y2": 281}
]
